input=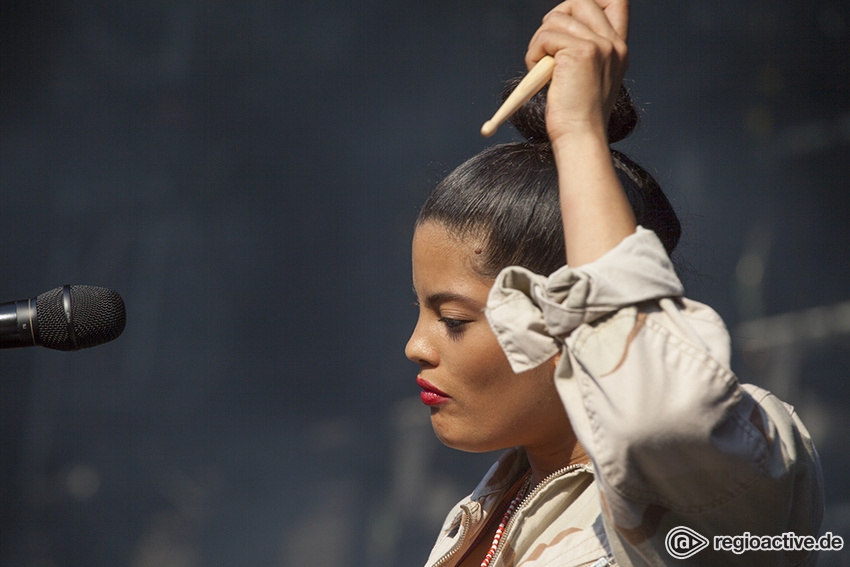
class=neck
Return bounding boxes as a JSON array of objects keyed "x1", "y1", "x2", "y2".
[{"x1": 524, "y1": 436, "x2": 590, "y2": 489}]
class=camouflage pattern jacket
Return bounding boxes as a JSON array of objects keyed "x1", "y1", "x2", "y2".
[{"x1": 424, "y1": 228, "x2": 823, "y2": 567}]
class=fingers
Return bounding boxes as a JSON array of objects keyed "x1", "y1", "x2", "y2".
[
  {"x1": 525, "y1": 14, "x2": 618, "y2": 72},
  {"x1": 594, "y1": 0, "x2": 629, "y2": 41},
  {"x1": 525, "y1": 0, "x2": 628, "y2": 69},
  {"x1": 546, "y1": 0, "x2": 623, "y2": 39}
]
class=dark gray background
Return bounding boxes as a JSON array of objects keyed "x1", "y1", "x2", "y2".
[{"x1": 2, "y1": 1, "x2": 848, "y2": 566}]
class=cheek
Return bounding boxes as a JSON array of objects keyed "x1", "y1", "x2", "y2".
[
  {"x1": 516, "y1": 364, "x2": 560, "y2": 410},
  {"x1": 451, "y1": 335, "x2": 513, "y2": 389}
]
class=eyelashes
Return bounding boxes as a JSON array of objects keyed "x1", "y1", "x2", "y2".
[
  {"x1": 439, "y1": 317, "x2": 470, "y2": 338},
  {"x1": 411, "y1": 300, "x2": 472, "y2": 339}
]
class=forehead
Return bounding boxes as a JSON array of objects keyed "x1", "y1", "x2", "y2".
[{"x1": 411, "y1": 222, "x2": 492, "y2": 296}]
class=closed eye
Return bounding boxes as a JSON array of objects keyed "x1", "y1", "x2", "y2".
[{"x1": 439, "y1": 316, "x2": 470, "y2": 337}]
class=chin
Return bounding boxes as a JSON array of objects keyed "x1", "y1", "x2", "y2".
[{"x1": 431, "y1": 420, "x2": 504, "y2": 454}]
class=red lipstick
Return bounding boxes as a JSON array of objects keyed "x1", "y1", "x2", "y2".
[{"x1": 417, "y1": 377, "x2": 450, "y2": 406}]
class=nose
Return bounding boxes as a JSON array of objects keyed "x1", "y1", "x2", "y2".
[{"x1": 405, "y1": 316, "x2": 437, "y2": 367}]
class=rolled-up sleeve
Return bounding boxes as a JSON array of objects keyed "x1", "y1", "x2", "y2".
[{"x1": 485, "y1": 227, "x2": 824, "y2": 566}]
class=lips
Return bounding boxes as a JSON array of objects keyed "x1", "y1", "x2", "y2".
[{"x1": 417, "y1": 376, "x2": 450, "y2": 406}]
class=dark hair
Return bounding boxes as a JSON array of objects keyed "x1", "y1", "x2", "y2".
[{"x1": 416, "y1": 78, "x2": 681, "y2": 278}]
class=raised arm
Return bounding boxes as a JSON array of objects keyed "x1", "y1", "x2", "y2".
[
  {"x1": 526, "y1": 0, "x2": 636, "y2": 266},
  {"x1": 491, "y1": 4, "x2": 824, "y2": 564}
]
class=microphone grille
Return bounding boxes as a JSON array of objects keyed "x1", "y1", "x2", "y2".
[{"x1": 36, "y1": 285, "x2": 127, "y2": 351}]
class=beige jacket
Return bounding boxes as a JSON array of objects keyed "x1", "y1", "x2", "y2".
[{"x1": 425, "y1": 228, "x2": 823, "y2": 567}]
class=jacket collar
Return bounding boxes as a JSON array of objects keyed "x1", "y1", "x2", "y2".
[{"x1": 470, "y1": 447, "x2": 594, "y2": 502}]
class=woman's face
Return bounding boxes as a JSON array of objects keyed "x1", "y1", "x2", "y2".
[{"x1": 405, "y1": 221, "x2": 569, "y2": 453}]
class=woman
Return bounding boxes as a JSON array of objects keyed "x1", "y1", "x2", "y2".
[{"x1": 405, "y1": 1, "x2": 823, "y2": 566}]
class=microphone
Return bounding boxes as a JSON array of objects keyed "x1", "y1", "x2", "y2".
[{"x1": 0, "y1": 285, "x2": 126, "y2": 351}]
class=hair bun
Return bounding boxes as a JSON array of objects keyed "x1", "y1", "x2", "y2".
[
  {"x1": 502, "y1": 76, "x2": 638, "y2": 144},
  {"x1": 608, "y1": 85, "x2": 638, "y2": 143}
]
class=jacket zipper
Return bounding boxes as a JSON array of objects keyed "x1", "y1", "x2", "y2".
[
  {"x1": 430, "y1": 503, "x2": 474, "y2": 567},
  {"x1": 428, "y1": 463, "x2": 588, "y2": 567},
  {"x1": 487, "y1": 463, "x2": 586, "y2": 565}
]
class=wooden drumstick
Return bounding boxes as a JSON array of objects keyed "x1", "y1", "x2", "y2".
[{"x1": 481, "y1": 55, "x2": 556, "y2": 138}]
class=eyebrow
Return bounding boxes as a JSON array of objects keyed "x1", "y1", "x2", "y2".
[{"x1": 424, "y1": 291, "x2": 479, "y2": 308}]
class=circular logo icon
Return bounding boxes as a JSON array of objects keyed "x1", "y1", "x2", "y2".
[{"x1": 665, "y1": 526, "x2": 710, "y2": 560}]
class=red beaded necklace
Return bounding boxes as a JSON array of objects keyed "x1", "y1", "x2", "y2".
[{"x1": 480, "y1": 474, "x2": 532, "y2": 567}]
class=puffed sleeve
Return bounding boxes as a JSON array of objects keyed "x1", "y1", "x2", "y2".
[{"x1": 485, "y1": 227, "x2": 824, "y2": 566}]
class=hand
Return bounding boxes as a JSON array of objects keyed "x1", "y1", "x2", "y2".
[{"x1": 525, "y1": 0, "x2": 629, "y2": 145}]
